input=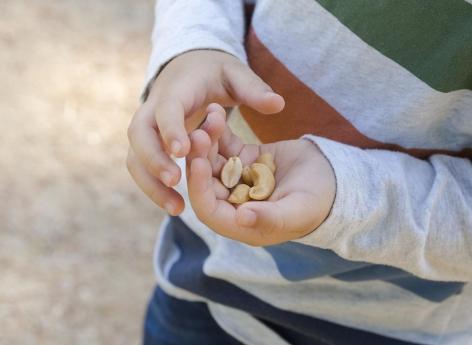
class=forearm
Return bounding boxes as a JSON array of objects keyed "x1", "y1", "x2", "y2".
[{"x1": 297, "y1": 135, "x2": 472, "y2": 282}]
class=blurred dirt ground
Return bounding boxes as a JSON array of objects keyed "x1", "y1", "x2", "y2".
[{"x1": 0, "y1": 1, "x2": 165, "y2": 344}]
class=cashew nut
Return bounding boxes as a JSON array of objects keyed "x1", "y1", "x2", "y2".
[
  {"x1": 241, "y1": 166, "x2": 253, "y2": 186},
  {"x1": 220, "y1": 156, "x2": 243, "y2": 188},
  {"x1": 220, "y1": 154, "x2": 277, "y2": 203},
  {"x1": 227, "y1": 184, "x2": 251, "y2": 204},
  {"x1": 248, "y1": 163, "x2": 275, "y2": 200},
  {"x1": 256, "y1": 153, "x2": 276, "y2": 174}
]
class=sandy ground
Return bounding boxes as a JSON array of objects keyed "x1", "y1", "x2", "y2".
[{"x1": 0, "y1": 1, "x2": 164, "y2": 344}]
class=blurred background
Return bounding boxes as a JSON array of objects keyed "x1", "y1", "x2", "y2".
[{"x1": 0, "y1": 0, "x2": 165, "y2": 344}]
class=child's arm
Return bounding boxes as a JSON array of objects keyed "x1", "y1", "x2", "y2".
[
  {"x1": 127, "y1": 0, "x2": 284, "y2": 215},
  {"x1": 142, "y1": 0, "x2": 248, "y2": 100},
  {"x1": 297, "y1": 135, "x2": 472, "y2": 282},
  {"x1": 185, "y1": 108, "x2": 472, "y2": 283}
]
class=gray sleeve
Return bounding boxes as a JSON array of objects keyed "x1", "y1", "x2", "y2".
[
  {"x1": 296, "y1": 135, "x2": 472, "y2": 282},
  {"x1": 142, "y1": 0, "x2": 247, "y2": 98}
]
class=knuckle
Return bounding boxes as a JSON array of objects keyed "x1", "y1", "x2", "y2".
[
  {"x1": 222, "y1": 58, "x2": 243, "y2": 74},
  {"x1": 155, "y1": 95, "x2": 177, "y2": 117},
  {"x1": 221, "y1": 61, "x2": 237, "y2": 76},
  {"x1": 149, "y1": 188, "x2": 164, "y2": 208},
  {"x1": 144, "y1": 152, "x2": 162, "y2": 176},
  {"x1": 154, "y1": 98, "x2": 183, "y2": 133},
  {"x1": 242, "y1": 77, "x2": 263, "y2": 102}
]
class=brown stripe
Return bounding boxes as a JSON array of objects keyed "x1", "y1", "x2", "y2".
[
  {"x1": 240, "y1": 29, "x2": 472, "y2": 160},
  {"x1": 244, "y1": 4, "x2": 255, "y2": 36}
]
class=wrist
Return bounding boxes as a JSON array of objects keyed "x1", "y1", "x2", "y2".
[{"x1": 301, "y1": 137, "x2": 337, "y2": 232}]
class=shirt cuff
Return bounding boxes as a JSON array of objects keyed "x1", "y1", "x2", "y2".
[{"x1": 293, "y1": 135, "x2": 370, "y2": 250}]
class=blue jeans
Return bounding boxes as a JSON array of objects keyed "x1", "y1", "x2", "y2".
[{"x1": 143, "y1": 287, "x2": 244, "y2": 345}]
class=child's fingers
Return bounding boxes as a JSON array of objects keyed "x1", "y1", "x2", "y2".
[
  {"x1": 185, "y1": 129, "x2": 213, "y2": 183},
  {"x1": 223, "y1": 63, "x2": 285, "y2": 115},
  {"x1": 153, "y1": 93, "x2": 191, "y2": 158},
  {"x1": 213, "y1": 177, "x2": 230, "y2": 200},
  {"x1": 187, "y1": 157, "x2": 219, "y2": 219},
  {"x1": 211, "y1": 153, "x2": 227, "y2": 177},
  {"x1": 126, "y1": 148, "x2": 184, "y2": 215},
  {"x1": 218, "y1": 124, "x2": 245, "y2": 158},
  {"x1": 202, "y1": 103, "x2": 259, "y2": 170},
  {"x1": 188, "y1": 158, "x2": 240, "y2": 239},
  {"x1": 234, "y1": 192, "x2": 318, "y2": 246},
  {"x1": 200, "y1": 106, "x2": 227, "y2": 172},
  {"x1": 127, "y1": 104, "x2": 181, "y2": 187},
  {"x1": 206, "y1": 102, "x2": 226, "y2": 114},
  {"x1": 201, "y1": 106, "x2": 226, "y2": 146},
  {"x1": 187, "y1": 129, "x2": 212, "y2": 161}
]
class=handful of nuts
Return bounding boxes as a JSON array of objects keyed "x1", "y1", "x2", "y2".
[{"x1": 220, "y1": 153, "x2": 276, "y2": 204}]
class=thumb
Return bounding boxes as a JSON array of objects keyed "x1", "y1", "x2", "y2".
[
  {"x1": 224, "y1": 63, "x2": 285, "y2": 114},
  {"x1": 235, "y1": 193, "x2": 318, "y2": 245}
]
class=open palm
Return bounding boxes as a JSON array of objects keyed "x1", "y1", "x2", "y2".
[{"x1": 185, "y1": 104, "x2": 336, "y2": 246}]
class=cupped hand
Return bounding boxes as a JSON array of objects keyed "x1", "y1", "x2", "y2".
[
  {"x1": 186, "y1": 104, "x2": 336, "y2": 246},
  {"x1": 126, "y1": 50, "x2": 285, "y2": 215}
]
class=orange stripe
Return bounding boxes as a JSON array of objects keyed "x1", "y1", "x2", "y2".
[
  {"x1": 244, "y1": 4, "x2": 255, "y2": 35},
  {"x1": 240, "y1": 29, "x2": 472, "y2": 160}
]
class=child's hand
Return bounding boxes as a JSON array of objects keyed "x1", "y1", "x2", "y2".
[
  {"x1": 186, "y1": 104, "x2": 336, "y2": 246},
  {"x1": 127, "y1": 50, "x2": 285, "y2": 215}
]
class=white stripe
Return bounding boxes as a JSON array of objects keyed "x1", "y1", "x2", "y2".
[
  {"x1": 153, "y1": 216, "x2": 207, "y2": 303},
  {"x1": 253, "y1": 0, "x2": 472, "y2": 150},
  {"x1": 209, "y1": 303, "x2": 290, "y2": 345},
  {"x1": 203, "y1": 239, "x2": 464, "y2": 343}
]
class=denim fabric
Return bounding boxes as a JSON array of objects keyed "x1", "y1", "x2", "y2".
[{"x1": 143, "y1": 286, "x2": 244, "y2": 345}]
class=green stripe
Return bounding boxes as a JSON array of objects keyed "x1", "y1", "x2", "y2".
[{"x1": 315, "y1": 0, "x2": 472, "y2": 92}]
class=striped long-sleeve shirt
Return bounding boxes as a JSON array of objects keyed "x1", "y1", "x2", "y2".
[{"x1": 144, "y1": 1, "x2": 472, "y2": 344}]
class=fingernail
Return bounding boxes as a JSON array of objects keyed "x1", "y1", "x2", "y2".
[
  {"x1": 239, "y1": 209, "x2": 257, "y2": 227},
  {"x1": 171, "y1": 140, "x2": 181, "y2": 156},
  {"x1": 160, "y1": 171, "x2": 173, "y2": 187},
  {"x1": 164, "y1": 202, "x2": 175, "y2": 215}
]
